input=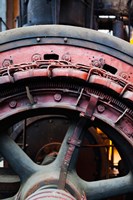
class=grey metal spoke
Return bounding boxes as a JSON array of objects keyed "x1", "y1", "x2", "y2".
[
  {"x1": 54, "y1": 118, "x2": 89, "y2": 170},
  {"x1": 80, "y1": 172, "x2": 133, "y2": 200},
  {"x1": 54, "y1": 121, "x2": 77, "y2": 168},
  {"x1": 0, "y1": 133, "x2": 40, "y2": 182},
  {"x1": 68, "y1": 120, "x2": 89, "y2": 171}
]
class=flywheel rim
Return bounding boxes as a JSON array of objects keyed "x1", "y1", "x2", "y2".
[
  {"x1": 0, "y1": 82, "x2": 133, "y2": 199},
  {"x1": 0, "y1": 24, "x2": 133, "y2": 200}
]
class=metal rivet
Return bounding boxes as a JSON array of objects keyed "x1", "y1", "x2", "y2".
[
  {"x1": 31, "y1": 53, "x2": 42, "y2": 62},
  {"x1": 2, "y1": 59, "x2": 11, "y2": 67},
  {"x1": 97, "y1": 104, "x2": 105, "y2": 113},
  {"x1": 54, "y1": 93, "x2": 62, "y2": 102},
  {"x1": 64, "y1": 38, "x2": 68, "y2": 43},
  {"x1": 9, "y1": 101, "x2": 17, "y2": 108},
  {"x1": 62, "y1": 53, "x2": 71, "y2": 62},
  {"x1": 36, "y1": 37, "x2": 41, "y2": 42},
  {"x1": 120, "y1": 72, "x2": 128, "y2": 80}
]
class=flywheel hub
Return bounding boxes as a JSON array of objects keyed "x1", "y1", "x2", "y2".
[{"x1": 26, "y1": 189, "x2": 76, "y2": 200}]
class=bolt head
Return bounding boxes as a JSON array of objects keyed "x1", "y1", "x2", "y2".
[
  {"x1": 9, "y1": 101, "x2": 17, "y2": 108},
  {"x1": 64, "y1": 38, "x2": 68, "y2": 43},
  {"x1": 54, "y1": 94, "x2": 62, "y2": 102},
  {"x1": 97, "y1": 104, "x2": 105, "y2": 113},
  {"x1": 2, "y1": 59, "x2": 11, "y2": 67},
  {"x1": 36, "y1": 38, "x2": 41, "y2": 42},
  {"x1": 31, "y1": 54, "x2": 42, "y2": 62}
]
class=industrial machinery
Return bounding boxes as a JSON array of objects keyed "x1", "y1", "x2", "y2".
[{"x1": 0, "y1": 0, "x2": 133, "y2": 199}]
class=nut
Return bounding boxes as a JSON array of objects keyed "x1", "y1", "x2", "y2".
[
  {"x1": 2, "y1": 59, "x2": 11, "y2": 67},
  {"x1": 54, "y1": 93, "x2": 62, "y2": 102},
  {"x1": 62, "y1": 53, "x2": 71, "y2": 62},
  {"x1": 36, "y1": 37, "x2": 41, "y2": 42},
  {"x1": 31, "y1": 53, "x2": 42, "y2": 62},
  {"x1": 97, "y1": 104, "x2": 105, "y2": 113},
  {"x1": 64, "y1": 37, "x2": 68, "y2": 43},
  {"x1": 9, "y1": 101, "x2": 17, "y2": 108}
]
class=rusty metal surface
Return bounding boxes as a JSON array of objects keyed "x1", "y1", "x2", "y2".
[
  {"x1": 0, "y1": 65, "x2": 133, "y2": 199},
  {"x1": 0, "y1": 25, "x2": 133, "y2": 66},
  {"x1": 25, "y1": 188, "x2": 76, "y2": 200},
  {"x1": 0, "y1": 25, "x2": 133, "y2": 200},
  {"x1": 1, "y1": 45, "x2": 133, "y2": 83}
]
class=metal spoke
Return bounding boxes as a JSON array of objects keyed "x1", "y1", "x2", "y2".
[
  {"x1": 80, "y1": 172, "x2": 133, "y2": 200},
  {"x1": 54, "y1": 121, "x2": 77, "y2": 168},
  {"x1": 68, "y1": 119, "x2": 89, "y2": 171},
  {"x1": 54, "y1": 118, "x2": 88, "y2": 170},
  {"x1": 0, "y1": 133, "x2": 40, "y2": 182}
]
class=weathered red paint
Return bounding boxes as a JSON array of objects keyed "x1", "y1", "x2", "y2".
[{"x1": 0, "y1": 45, "x2": 133, "y2": 83}]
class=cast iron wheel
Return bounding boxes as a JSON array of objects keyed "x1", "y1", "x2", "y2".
[{"x1": 0, "y1": 25, "x2": 133, "y2": 199}]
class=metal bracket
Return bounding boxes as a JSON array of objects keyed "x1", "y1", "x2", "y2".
[
  {"x1": 115, "y1": 108, "x2": 128, "y2": 124},
  {"x1": 81, "y1": 94, "x2": 99, "y2": 120},
  {"x1": 26, "y1": 86, "x2": 35, "y2": 105},
  {"x1": 58, "y1": 118, "x2": 87, "y2": 190}
]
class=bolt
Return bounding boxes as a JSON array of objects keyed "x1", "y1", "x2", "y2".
[
  {"x1": 80, "y1": 112, "x2": 85, "y2": 117},
  {"x1": 9, "y1": 101, "x2": 17, "y2": 108},
  {"x1": 62, "y1": 53, "x2": 71, "y2": 62},
  {"x1": 99, "y1": 58, "x2": 105, "y2": 66},
  {"x1": 77, "y1": 141, "x2": 81, "y2": 145},
  {"x1": 120, "y1": 72, "x2": 128, "y2": 80},
  {"x1": 64, "y1": 37, "x2": 68, "y2": 43},
  {"x1": 94, "y1": 61, "x2": 99, "y2": 67},
  {"x1": 2, "y1": 59, "x2": 11, "y2": 67},
  {"x1": 91, "y1": 116, "x2": 95, "y2": 121},
  {"x1": 64, "y1": 161, "x2": 68, "y2": 166},
  {"x1": 36, "y1": 37, "x2": 41, "y2": 42},
  {"x1": 97, "y1": 104, "x2": 105, "y2": 113},
  {"x1": 54, "y1": 93, "x2": 62, "y2": 102},
  {"x1": 31, "y1": 53, "x2": 42, "y2": 62},
  {"x1": 92, "y1": 58, "x2": 105, "y2": 68}
]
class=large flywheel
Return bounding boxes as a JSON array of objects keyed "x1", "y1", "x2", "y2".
[{"x1": 0, "y1": 25, "x2": 133, "y2": 200}]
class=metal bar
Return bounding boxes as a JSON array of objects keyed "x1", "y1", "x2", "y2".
[
  {"x1": 0, "y1": 133, "x2": 39, "y2": 182},
  {"x1": 0, "y1": 17, "x2": 9, "y2": 30},
  {"x1": 58, "y1": 118, "x2": 88, "y2": 189}
]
